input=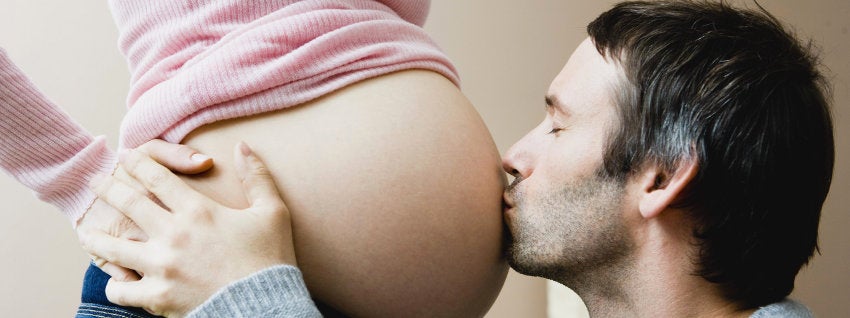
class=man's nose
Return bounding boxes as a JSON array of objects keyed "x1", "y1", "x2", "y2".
[{"x1": 502, "y1": 139, "x2": 534, "y2": 179}]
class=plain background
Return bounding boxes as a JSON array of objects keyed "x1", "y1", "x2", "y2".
[{"x1": 0, "y1": 1, "x2": 846, "y2": 316}]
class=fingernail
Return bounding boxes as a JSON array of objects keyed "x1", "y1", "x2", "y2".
[
  {"x1": 118, "y1": 149, "x2": 130, "y2": 163},
  {"x1": 239, "y1": 141, "x2": 253, "y2": 157},
  {"x1": 191, "y1": 153, "x2": 211, "y2": 163}
]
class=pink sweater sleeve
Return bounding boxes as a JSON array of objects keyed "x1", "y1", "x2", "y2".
[{"x1": 0, "y1": 50, "x2": 117, "y2": 224}]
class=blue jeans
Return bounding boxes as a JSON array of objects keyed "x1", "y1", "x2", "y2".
[{"x1": 75, "y1": 263, "x2": 159, "y2": 318}]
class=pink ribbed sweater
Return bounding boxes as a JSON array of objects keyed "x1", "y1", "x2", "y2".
[{"x1": 0, "y1": 0, "x2": 458, "y2": 223}]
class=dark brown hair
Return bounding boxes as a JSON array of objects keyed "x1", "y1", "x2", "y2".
[{"x1": 588, "y1": 0, "x2": 834, "y2": 309}]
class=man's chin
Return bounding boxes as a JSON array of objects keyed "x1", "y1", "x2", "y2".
[
  {"x1": 505, "y1": 242, "x2": 538, "y2": 277},
  {"x1": 506, "y1": 243, "x2": 568, "y2": 281},
  {"x1": 507, "y1": 253, "x2": 546, "y2": 278}
]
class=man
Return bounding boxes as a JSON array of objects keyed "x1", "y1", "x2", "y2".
[
  {"x1": 80, "y1": 1, "x2": 833, "y2": 317},
  {"x1": 502, "y1": 1, "x2": 833, "y2": 317}
]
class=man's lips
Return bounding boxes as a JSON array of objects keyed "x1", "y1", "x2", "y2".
[
  {"x1": 502, "y1": 193, "x2": 515, "y2": 213},
  {"x1": 502, "y1": 194, "x2": 514, "y2": 210},
  {"x1": 503, "y1": 177, "x2": 520, "y2": 211},
  {"x1": 502, "y1": 193, "x2": 515, "y2": 231}
]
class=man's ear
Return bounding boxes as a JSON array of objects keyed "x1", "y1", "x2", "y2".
[{"x1": 636, "y1": 158, "x2": 698, "y2": 219}]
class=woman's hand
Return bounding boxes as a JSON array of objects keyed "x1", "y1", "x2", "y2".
[
  {"x1": 80, "y1": 141, "x2": 296, "y2": 317},
  {"x1": 76, "y1": 139, "x2": 214, "y2": 281}
]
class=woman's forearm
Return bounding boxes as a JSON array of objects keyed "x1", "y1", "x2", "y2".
[{"x1": 0, "y1": 50, "x2": 116, "y2": 223}]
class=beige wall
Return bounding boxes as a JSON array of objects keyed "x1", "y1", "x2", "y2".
[
  {"x1": 0, "y1": 1, "x2": 847, "y2": 317},
  {"x1": 0, "y1": 0, "x2": 127, "y2": 316}
]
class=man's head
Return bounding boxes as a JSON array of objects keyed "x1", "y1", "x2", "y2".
[{"x1": 502, "y1": 0, "x2": 833, "y2": 310}]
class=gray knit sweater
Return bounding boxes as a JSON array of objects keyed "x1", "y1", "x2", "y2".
[
  {"x1": 187, "y1": 265, "x2": 813, "y2": 317},
  {"x1": 187, "y1": 265, "x2": 321, "y2": 318},
  {"x1": 750, "y1": 299, "x2": 814, "y2": 318}
]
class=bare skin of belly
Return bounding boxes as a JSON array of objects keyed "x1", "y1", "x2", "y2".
[{"x1": 177, "y1": 70, "x2": 508, "y2": 317}]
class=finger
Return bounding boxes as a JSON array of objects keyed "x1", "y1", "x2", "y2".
[
  {"x1": 76, "y1": 198, "x2": 149, "y2": 242},
  {"x1": 89, "y1": 174, "x2": 170, "y2": 234},
  {"x1": 97, "y1": 259, "x2": 142, "y2": 282},
  {"x1": 104, "y1": 279, "x2": 150, "y2": 311},
  {"x1": 234, "y1": 141, "x2": 287, "y2": 210},
  {"x1": 120, "y1": 149, "x2": 213, "y2": 212},
  {"x1": 80, "y1": 230, "x2": 148, "y2": 273},
  {"x1": 113, "y1": 166, "x2": 152, "y2": 200},
  {"x1": 91, "y1": 255, "x2": 108, "y2": 269},
  {"x1": 132, "y1": 139, "x2": 214, "y2": 174},
  {"x1": 113, "y1": 166, "x2": 169, "y2": 211}
]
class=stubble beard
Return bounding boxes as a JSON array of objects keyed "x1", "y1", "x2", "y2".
[{"x1": 505, "y1": 171, "x2": 635, "y2": 290}]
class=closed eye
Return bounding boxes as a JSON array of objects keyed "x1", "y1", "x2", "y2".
[{"x1": 548, "y1": 128, "x2": 563, "y2": 134}]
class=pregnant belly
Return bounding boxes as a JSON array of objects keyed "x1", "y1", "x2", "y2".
[{"x1": 177, "y1": 70, "x2": 508, "y2": 317}]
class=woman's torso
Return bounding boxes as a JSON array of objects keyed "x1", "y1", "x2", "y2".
[{"x1": 178, "y1": 70, "x2": 508, "y2": 317}]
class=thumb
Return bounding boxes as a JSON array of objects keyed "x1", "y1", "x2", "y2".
[
  {"x1": 133, "y1": 139, "x2": 214, "y2": 174},
  {"x1": 234, "y1": 141, "x2": 286, "y2": 210}
]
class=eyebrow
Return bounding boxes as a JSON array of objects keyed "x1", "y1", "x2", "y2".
[
  {"x1": 545, "y1": 95, "x2": 574, "y2": 119},
  {"x1": 544, "y1": 95, "x2": 564, "y2": 113}
]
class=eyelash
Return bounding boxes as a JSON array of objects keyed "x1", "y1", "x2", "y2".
[{"x1": 548, "y1": 127, "x2": 563, "y2": 134}]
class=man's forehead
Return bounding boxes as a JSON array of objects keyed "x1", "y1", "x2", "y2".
[{"x1": 546, "y1": 38, "x2": 622, "y2": 115}]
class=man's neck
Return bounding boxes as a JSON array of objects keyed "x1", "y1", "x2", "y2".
[{"x1": 564, "y1": 219, "x2": 756, "y2": 318}]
